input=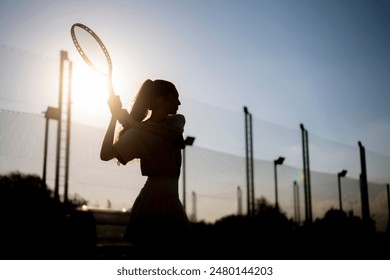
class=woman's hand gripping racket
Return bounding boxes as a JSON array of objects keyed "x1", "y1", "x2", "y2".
[{"x1": 71, "y1": 23, "x2": 129, "y2": 124}]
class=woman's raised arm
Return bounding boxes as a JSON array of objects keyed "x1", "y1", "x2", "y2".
[{"x1": 100, "y1": 95, "x2": 123, "y2": 161}]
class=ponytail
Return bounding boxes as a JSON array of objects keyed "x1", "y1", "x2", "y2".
[
  {"x1": 129, "y1": 79, "x2": 178, "y2": 122},
  {"x1": 130, "y1": 79, "x2": 156, "y2": 121}
]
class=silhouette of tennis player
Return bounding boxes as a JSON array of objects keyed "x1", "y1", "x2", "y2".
[{"x1": 100, "y1": 79, "x2": 191, "y2": 256}]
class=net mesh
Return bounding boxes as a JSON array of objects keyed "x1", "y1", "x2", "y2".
[{"x1": 1, "y1": 45, "x2": 390, "y2": 232}]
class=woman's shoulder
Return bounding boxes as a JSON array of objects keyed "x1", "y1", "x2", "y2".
[
  {"x1": 166, "y1": 114, "x2": 185, "y2": 130},
  {"x1": 167, "y1": 113, "x2": 185, "y2": 121}
]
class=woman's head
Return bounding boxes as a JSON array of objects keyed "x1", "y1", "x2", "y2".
[{"x1": 130, "y1": 79, "x2": 180, "y2": 121}]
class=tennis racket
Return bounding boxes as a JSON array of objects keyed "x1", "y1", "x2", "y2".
[{"x1": 70, "y1": 23, "x2": 114, "y2": 96}]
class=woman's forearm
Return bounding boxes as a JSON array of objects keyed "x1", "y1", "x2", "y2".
[{"x1": 100, "y1": 117, "x2": 118, "y2": 161}]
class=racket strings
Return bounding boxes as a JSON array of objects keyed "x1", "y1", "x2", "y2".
[{"x1": 72, "y1": 26, "x2": 111, "y2": 75}]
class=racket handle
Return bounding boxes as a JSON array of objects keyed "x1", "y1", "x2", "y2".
[{"x1": 107, "y1": 83, "x2": 115, "y2": 96}]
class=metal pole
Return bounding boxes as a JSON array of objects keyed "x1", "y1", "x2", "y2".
[
  {"x1": 274, "y1": 162, "x2": 279, "y2": 210},
  {"x1": 294, "y1": 181, "x2": 301, "y2": 224},
  {"x1": 300, "y1": 124, "x2": 309, "y2": 223},
  {"x1": 338, "y1": 175, "x2": 343, "y2": 211},
  {"x1": 305, "y1": 130, "x2": 312, "y2": 222},
  {"x1": 55, "y1": 51, "x2": 67, "y2": 201},
  {"x1": 64, "y1": 61, "x2": 72, "y2": 205},
  {"x1": 183, "y1": 146, "x2": 186, "y2": 213},
  {"x1": 358, "y1": 141, "x2": 370, "y2": 222},
  {"x1": 42, "y1": 117, "x2": 49, "y2": 189},
  {"x1": 387, "y1": 184, "x2": 390, "y2": 233},
  {"x1": 182, "y1": 136, "x2": 195, "y2": 214},
  {"x1": 244, "y1": 107, "x2": 251, "y2": 216}
]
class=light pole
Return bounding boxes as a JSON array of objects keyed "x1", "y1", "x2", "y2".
[
  {"x1": 358, "y1": 141, "x2": 370, "y2": 223},
  {"x1": 274, "y1": 156, "x2": 285, "y2": 210},
  {"x1": 42, "y1": 106, "x2": 60, "y2": 189},
  {"x1": 244, "y1": 106, "x2": 254, "y2": 216},
  {"x1": 387, "y1": 184, "x2": 390, "y2": 233},
  {"x1": 183, "y1": 136, "x2": 195, "y2": 213},
  {"x1": 293, "y1": 181, "x2": 300, "y2": 225},
  {"x1": 337, "y1": 170, "x2": 347, "y2": 211}
]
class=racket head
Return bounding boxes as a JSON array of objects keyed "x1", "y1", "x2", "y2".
[{"x1": 71, "y1": 23, "x2": 113, "y2": 78}]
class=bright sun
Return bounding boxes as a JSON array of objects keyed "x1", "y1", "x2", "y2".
[{"x1": 71, "y1": 63, "x2": 110, "y2": 125}]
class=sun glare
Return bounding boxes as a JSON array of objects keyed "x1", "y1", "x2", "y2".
[{"x1": 71, "y1": 63, "x2": 110, "y2": 124}]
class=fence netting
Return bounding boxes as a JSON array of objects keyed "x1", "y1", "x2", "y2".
[{"x1": 1, "y1": 45, "x2": 390, "y2": 232}]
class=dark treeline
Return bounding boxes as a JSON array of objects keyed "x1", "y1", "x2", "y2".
[
  {"x1": 190, "y1": 197, "x2": 390, "y2": 260},
  {"x1": 0, "y1": 172, "x2": 95, "y2": 259},
  {"x1": 1, "y1": 172, "x2": 389, "y2": 260}
]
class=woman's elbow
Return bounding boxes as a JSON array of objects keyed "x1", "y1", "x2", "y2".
[
  {"x1": 100, "y1": 155, "x2": 109, "y2": 161},
  {"x1": 100, "y1": 150, "x2": 113, "y2": 161}
]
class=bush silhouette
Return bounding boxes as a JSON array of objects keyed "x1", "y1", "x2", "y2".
[{"x1": 0, "y1": 172, "x2": 95, "y2": 259}]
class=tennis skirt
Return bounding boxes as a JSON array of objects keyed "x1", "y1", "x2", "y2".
[{"x1": 123, "y1": 177, "x2": 191, "y2": 245}]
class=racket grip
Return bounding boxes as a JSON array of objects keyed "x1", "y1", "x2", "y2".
[{"x1": 106, "y1": 79, "x2": 115, "y2": 96}]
